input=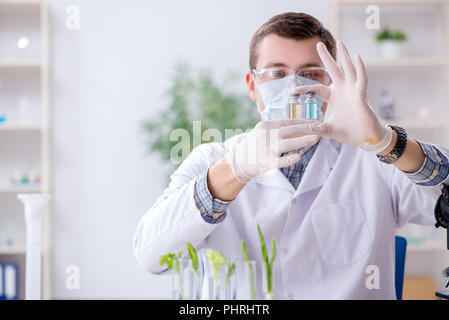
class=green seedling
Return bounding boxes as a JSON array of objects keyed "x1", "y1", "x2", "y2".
[
  {"x1": 257, "y1": 224, "x2": 276, "y2": 299},
  {"x1": 241, "y1": 239, "x2": 256, "y2": 300},
  {"x1": 187, "y1": 242, "x2": 200, "y2": 279},
  {"x1": 225, "y1": 260, "x2": 236, "y2": 288},
  {"x1": 206, "y1": 248, "x2": 226, "y2": 293},
  {"x1": 160, "y1": 251, "x2": 184, "y2": 299}
]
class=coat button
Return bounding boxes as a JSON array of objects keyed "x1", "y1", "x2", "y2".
[
  {"x1": 288, "y1": 294, "x2": 294, "y2": 300},
  {"x1": 212, "y1": 212, "x2": 222, "y2": 219},
  {"x1": 283, "y1": 248, "x2": 289, "y2": 254},
  {"x1": 292, "y1": 198, "x2": 296, "y2": 204}
]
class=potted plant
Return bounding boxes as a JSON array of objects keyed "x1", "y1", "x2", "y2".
[
  {"x1": 375, "y1": 28, "x2": 407, "y2": 59},
  {"x1": 142, "y1": 63, "x2": 258, "y2": 175}
]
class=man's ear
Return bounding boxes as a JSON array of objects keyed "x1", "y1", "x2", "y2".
[{"x1": 245, "y1": 72, "x2": 257, "y2": 101}]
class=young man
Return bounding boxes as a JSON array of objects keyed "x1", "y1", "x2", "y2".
[{"x1": 133, "y1": 12, "x2": 449, "y2": 299}]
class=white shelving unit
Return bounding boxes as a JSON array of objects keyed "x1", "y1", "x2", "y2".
[
  {"x1": 0, "y1": 245, "x2": 26, "y2": 255},
  {"x1": 0, "y1": 61, "x2": 41, "y2": 68},
  {"x1": 0, "y1": 123, "x2": 41, "y2": 131},
  {"x1": 329, "y1": 0, "x2": 449, "y2": 291},
  {"x1": 364, "y1": 57, "x2": 447, "y2": 68},
  {"x1": 0, "y1": 0, "x2": 50, "y2": 299},
  {"x1": 0, "y1": 187, "x2": 41, "y2": 193}
]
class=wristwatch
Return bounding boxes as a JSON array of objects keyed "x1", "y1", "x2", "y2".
[{"x1": 376, "y1": 125, "x2": 407, "y2": 164}]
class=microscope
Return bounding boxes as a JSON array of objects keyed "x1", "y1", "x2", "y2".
[{"x1": 434, "y1": 184, "x2": 449, "y2": 299}]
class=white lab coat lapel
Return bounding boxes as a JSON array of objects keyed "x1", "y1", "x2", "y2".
[
  {"x1": 294, "y1": 137, "x2": 339, "y2": 198},
  {"x1": 253, "y1": 137, "x2": 340, "y2": 195},
  {"x1": 255, "y1": 167, "x2": 295, "y2": 193}
]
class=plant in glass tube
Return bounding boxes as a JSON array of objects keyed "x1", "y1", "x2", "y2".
[
  {"x1": 187, "y1": 242, "x2": 200, "y2": 278},
  {"x1": 257, "y1": 224, "x2": 276, "y2": 300},
  {"x1": 241, "y1": 239, "x2": 256, "y2": 300},
  {"x1": 225, "y1": 258, "x2": 237, "y2": 300},
  {"x1": 159, "y1": 251, "x2": 184, "y2": 300},
  {"x1": 206, "y1": 248, "x2": 226, "y2": 299},
  {"x1": 187, "y1": 242, "x2": 202, "y2": 299},
  {"x1": 225, "y1": 260, "x2": 236, "y2": 287}
]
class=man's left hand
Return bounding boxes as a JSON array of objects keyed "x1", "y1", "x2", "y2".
[{"x1": 294, "y1": 40, "x2": 390, "y2": 153}]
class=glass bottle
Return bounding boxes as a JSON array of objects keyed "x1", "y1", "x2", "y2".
[
  {"x1": 5, "y1": 221, "x2": 15, "y2": 247},
  {"x1": 288, "y1": 93, "x2": 301, "y2": 119},
  {"x1": 304, "y1": 92, "x2": 318, "y2": 120},
  {"x1": 0, "y1": 103, "x2": 6, "y2": 123},
  {"x1": 379, "y1": 89, "x2": 394, "y2": 119}
]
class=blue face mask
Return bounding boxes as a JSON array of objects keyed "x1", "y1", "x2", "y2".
[{"x1": 254, "y1": 74, "x2": 325, "y2": 121}]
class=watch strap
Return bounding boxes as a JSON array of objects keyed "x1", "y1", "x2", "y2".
[{"x1": 376, "y1": 125, "x2": 407, "y2": 164}]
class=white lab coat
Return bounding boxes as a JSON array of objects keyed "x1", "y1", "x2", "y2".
[{"x1": 133, "y1": 133, "x2": 449, "y2": 299}]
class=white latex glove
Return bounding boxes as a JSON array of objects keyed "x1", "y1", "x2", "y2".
[
  {"x1": 294, "y1": 41, "x2": 392, "y2": 154},
  {"x1": 226, "y1": 119, "x2": 320, "y2": 184}
]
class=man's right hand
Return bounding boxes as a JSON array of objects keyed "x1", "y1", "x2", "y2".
[{"x1": 225, "y1": 119, "x2": 320, "y2": 184}]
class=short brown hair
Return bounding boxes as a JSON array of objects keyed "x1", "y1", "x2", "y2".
[{"x1": 249, "y1": 12, "x2": 336, "y2": 70}]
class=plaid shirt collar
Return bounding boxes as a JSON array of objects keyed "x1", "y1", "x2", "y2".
[{"x1": 280, "y1": 142, "x2": 319, "y2": 189}]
